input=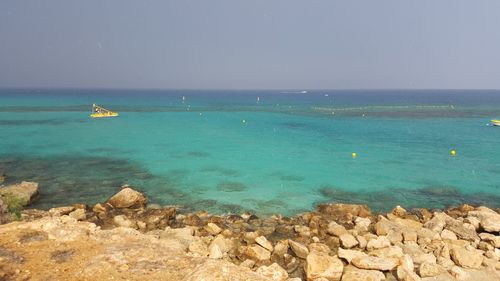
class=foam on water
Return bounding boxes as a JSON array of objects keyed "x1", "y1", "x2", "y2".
[{"x1": 1, "y1": 89, "x2": 500, "y2": 215}]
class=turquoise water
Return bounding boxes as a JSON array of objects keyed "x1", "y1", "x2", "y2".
[{"x1": 1, "y1": 89, "x2": 500, "y2": 215}]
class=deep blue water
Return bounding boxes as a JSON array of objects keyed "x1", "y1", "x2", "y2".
[{"x1": 1, "y1": 89, "x2": 500, "y2": 215}]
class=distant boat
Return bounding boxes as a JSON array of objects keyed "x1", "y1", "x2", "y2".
[
  {"x1": 90, "y1": 104, "x2": 118, "y2": 118},
  {"x1": 491, "y1": 119, "x2": 500, "y2": 126},
  {"x1": 280, "y1": 90, "x2": 308, "y2": 94}
]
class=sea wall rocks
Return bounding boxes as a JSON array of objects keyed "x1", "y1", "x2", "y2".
[{"x1": 1, "y1": 186, "x2": 500, "y2": 280}]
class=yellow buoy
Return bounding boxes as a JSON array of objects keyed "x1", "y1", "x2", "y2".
[
  {"x1": 352, "y1": 152, "x2": 357, "y2": 159},
  {"x1": 450, "y1": 149, "x2": 456, "y2": 156}
]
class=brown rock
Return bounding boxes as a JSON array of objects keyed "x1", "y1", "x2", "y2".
[
  {"x1": 352, "y1": 256, "x2": 399, "y2": 271},
  {"x1": 305, "y1": 251, "x2": 343, "y2": 281},
  {"x1": 339, "y1": 233, "x2": 358, "y2": 249},
  {"x1": 450, "y1": 248, "x2": 483, "y2": 269},
  {"x1": 289, "y1": 240, "x2": 309, "y2": 259},
  {"x1": 338, "y1": 248, "x2": 367, "y2": 264},
  {"x1": 106, "y1": 187, "x2": 147, "y2": 209},
  {"x1": 0, "y1": 181, "x2": 39, "y2": 206},
  {"x1": 245, "y1": 245, "x2": 271, "y2": 261},
  {"x1": 255, "y1": 263, "x2": 288, "y2": 281},
  {"x1": 418, "y1": 262, "x2": 444, "y2": 277},
  {"x1": 255, "y1": 236, "x2": 273, "y2": 252}
]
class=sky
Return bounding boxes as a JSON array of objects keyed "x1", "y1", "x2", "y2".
[{"x1": 1, "y1": 1, "x2": 500, "y2": 90}]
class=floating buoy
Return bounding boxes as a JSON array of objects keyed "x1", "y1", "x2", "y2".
[
  {"x1": 199, "y1": 113, "x2": 202, "y2": 116},
  {"x1": 450, "y1": 149, "x2": 456, "y2": 156},
  {"x1": 352, "y1": 152, "x2": 357, "y2": 159},
  {"x1": 242, "y1": 119, "x2": 246, "y2": 124}
]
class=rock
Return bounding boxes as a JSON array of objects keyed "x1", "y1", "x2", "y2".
[
  {"x1": 113, "y1": 215, "x2": 137, "y2": 228},
  {"x1": 339, "y1": 233, "x2": 358, "y2": 249},
  {"x1": 318, "y1": 203, "x2": 371, "y2": 224},
  {"x1": 205, "y1": 223, "x2": 222, "y2": 235},
  {"x1": 357, "y1": 235, "x2": 367, "y2": 249},
  {"x1": 243, "y1": 231, "x2": 260, "y2": 244},
  {"x1": 354, "y1": 217, "x2": 371, "y2": 232},
  {"x1": 374, "y1": 216, "x2": 400, "y2": 235},
  {"x1": 106, "y1": 187, "x2": 147, "y2": 209},
  {"x1": 403, "y1": 230, "x2": 418, "y2": 243},
  {"x1": 245, "y1": 245, "x2": 271, "y2": 261},
  {"x1": 273, "y1": 240, "x2": 289, "y2": 257},
  {"x1": 479, "y1": 233, "x2": 500, "y2": 248},
  {"x1": 341, "y1": 265, "x2": 385, "y2": 281},
  {"x1": 188, "y1": 240, "x2": 209, "y2": 257},
  {"x1": 255, "y1": 236, "x2": 273, "y2": 252},
  {"x1": 419, "y1": 262, "x2": 444, "y2": 277},
  {"x1": 49, "y1": 206, "x2": 76, "y2": 216},
  {"x1": 239, "y1": 259, "x2": 255, "y2": 269},
  {"x1": 308, "y1": 243, "x2": 331, "y2": 254},
  {"x1": 294, "y1": 225, "x2": 311, "y2": 237},
  {"x1": 450, "y1": 248, "x2": 483, "y2": 269},
  {"x1": 440, "y1": 229, "x2": 457, "y2": 240},
  {"x1": 338, "y1": 248, "x2": 367, "y2": 264},
  {"x1": 352, "y1": 256, "x2": 399, "y2": 271},
  {"x1": 445, "y1": 221, "x2": 479, "y2": 242},
  {"x1": 424, "y1": 212, "x2": 452, "y2": 233},
  {"x1": 0, "y1": 181, "x2": 39, "y2": 206},
  {"x1": 387, "y1": 230, "x2": 403, "y2": 244},
  {"x1": 208, "y1": 235, "x2": 234, "y2": 259},
  {"x1": 391, "y1": 205, "x2": 407, "y2": 218},
  {"x1": 397, "y1": 267, "x2": 422, "y2": 281},
  {"x1": 389, "y1": 215, "x2": 423, "y2": 230},
  {"x1": 255, "y1": 263, "x2": 288, "y2": 281},
  {"x1": 369, "y1": 246, "x2": 404, "y2": 259},
  {"x1": 305, "y1": 251, "x2": 343, "y2": 281},
  {"x1": 399, "y1": 254, "x2": 414, "y2": 272},
  {"x1": 449, "y1": 266, "x2": 469, "y2": 280},
  {"x1": 68, "y1": 209, "x2": 86, "y2": 221},
  {"x1": 417, "y1": 228, "x2": 440, "y2": 241},
  {"x1": 366, "y1": 236, "x2": 390, "y2": 251},
  {"x1": 468, "y1": 208, "x2": 500, "y2": 233},
  {"x1": 289, "y1": 240, "x2": 309, "y2": 259},
  {"x1": 327, "y1": 222, "x2": 348, "y2": 237}
]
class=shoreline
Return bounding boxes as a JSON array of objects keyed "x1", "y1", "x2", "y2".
[{"x1": 1, "y1": 182, "x2": 500, "y2": 280}]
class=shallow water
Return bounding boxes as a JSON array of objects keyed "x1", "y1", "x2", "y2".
[{"x1": 1, "y1": 89, "x2": 500, "y2": 215}]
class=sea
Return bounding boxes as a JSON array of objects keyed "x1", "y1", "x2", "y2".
[{"x1": 1, "y1": 89, "x2": 500, "y2": 216}]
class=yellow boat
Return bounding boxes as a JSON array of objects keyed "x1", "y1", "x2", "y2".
[
  {"x1": 491, "y1": 119, "x2": 500, "y2": 127},
  {"x1": 90, "y1": 104, "x2": 119, "y2": 118}
]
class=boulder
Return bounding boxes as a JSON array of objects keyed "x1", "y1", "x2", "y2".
[
  {"x1": 369, "y1": 246, "x2": 404, "y2": 259},
  {"x1": 255, "y1": 236, "x2": 273, "y2": 252},
  {"x1": 479, "y1": 233, "x2": 500, "y2": 248},
  {"x1": 445, "y1": 221, "x2": 479, "y2": 242},
  {"x1": 374, "y1": 216, "x2": 400, "y2": 236},
  {"x1": 255, "y1": 263, "x2": 288, "y2": 281},
  {"x1": 68, "y1": 209, "x2": 86, "y2": 221},
  {"x1": 338, "y1": 248, "x2": 367, "y2": 264},
  {"x1": 205, "y1": 222, "x2": 222, "y2": 235},
  {"x1": 245, "y1": 245, "x2": 271, "y2": 261},
  {"x1": 0, "y1": 181, "x2": 39, "y2": 206},
  {"x1": 418, "y1": 262, "x2": 444, "y2": 277},
  {"x1": 468, "y1": 208, "x2": 500, "y2": 233},
  {"x1": 106, "y1": 187, "x2": 147, "y2": 209},
  {"x1": 289, "y1": 240, "x2": 309, "y2": 259},
  {"x1": 305, "y1": 251, "x2": 343, "y2": 281},
  {"x1": 327, "y1": 222, "x2": 348, "y2": 237},
  {"x1": 352, "y1": 256, "x2": 399, "y2": 271},
  {"x1": 308, "y1": 243, "x2": 331, "y2": 254},
  {"x1": 366, "y1": 236, "x2": 390, "y2": 251},
  {"x1": 450, "y1": 248, "x2": 483, "y2": 269},
  {"x1": 113, "y1": 215, "x2": 137, "y2": 228},
  {"x1": 440, "y1": 229, "x2": 457, "y2": 240},
  {"x1": 339, "y1": 233, "x2": 359, "y2": 249},
  {"x1": 341, "y1": 265, "x2": 385, "y2": 281},
  {"x1": 273, "y1": 240, "x2": 289, "y2": 257}
]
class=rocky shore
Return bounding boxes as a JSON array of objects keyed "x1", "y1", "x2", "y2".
[{"x1": 0, "y1": 182, "x2": 499, "y2": 280}]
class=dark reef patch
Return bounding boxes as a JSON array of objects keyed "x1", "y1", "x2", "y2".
[
  {"x1": 200, "y1": 166, "x2": 240, "y2": 176},
  {"x1": 216, "y1": 181, "x2": 248, "y2": 192},
  {"x1": 268, "y1": 171, "x2": 305, "y2": 182},
  {"x1": 0, "y1": 154, "x2": 156, "y2": 209},
  {"x1": 318, "y1": 185, "x2": 500, "y2": 212}
]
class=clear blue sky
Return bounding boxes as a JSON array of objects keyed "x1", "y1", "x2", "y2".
[{"x1": 1, "y1": 1, "x2": 499, "y2": 89}]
